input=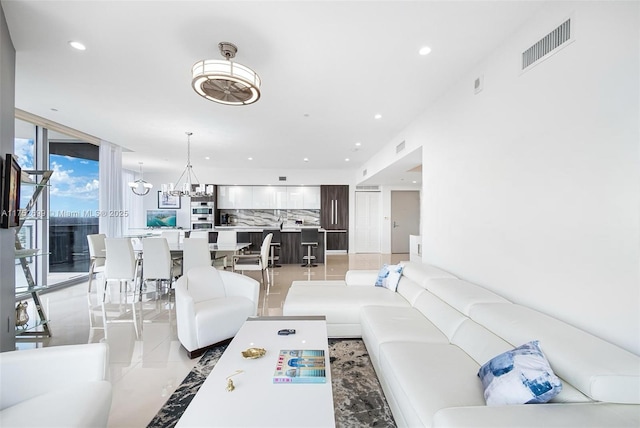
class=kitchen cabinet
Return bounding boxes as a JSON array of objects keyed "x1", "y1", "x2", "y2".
[
  {"x1": 326, "y1": 230, "x2": 348, "y2": 252},
  {"x1": 287, "y1": 186, "x2": 320, "y2": 209},
  {"x1": 286, "y1": 187, "x2": 304, "y2": 209},
  {"x1": 321, "y1": 185, "x2": 348, "y2": 230},
  {"x1": 250, "y1": 187, "x2": 269, "y2": 208},
  {"x1": 219, "y1": 186, "x2": 317, "y2": 209},
  {"x1": 303, "y1": 186, "x2": 321, "y2": 209},
  {"x1": 218, "y1": 185, "x2": 252, "y2": 208}
]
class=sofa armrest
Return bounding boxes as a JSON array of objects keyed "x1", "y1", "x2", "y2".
[
  {"x1": 220, "y1": 270, "x2": 260, "y2": 313},
  {"x1": 345, "y1": 270, "x2": 379, "y2": 286},
  {"x1": 433, "y1": 403, "x2": 640, "y2": 428},
  {"x1": 0, "y1": 342, "x2": 109, "y2": 410}
]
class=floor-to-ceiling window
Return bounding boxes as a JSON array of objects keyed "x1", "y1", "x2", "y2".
[
  {"x1": 48, "y1": 133, "x2": 99, "y2": 282},
  {"x1": 14, "y1": 118, "x2": 100, "y2": 287}
]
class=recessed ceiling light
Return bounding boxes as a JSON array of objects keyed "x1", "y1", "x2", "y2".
[
  {"x1": 419, "y1": 46, "x2": 432, "y2": 56},
  {"x1": 68, "y1": 41, "x2": 86, "y2": 51},
  {"x1": 205, "y1": 156, "x2": 210, "y2": 160},
  {"x1": 374, "y1": 114, "x2": 382, "y2": 120},
  {"x1": 248, "y1": 157, "x2": 253, "y2": 161},
  {"x1": 303, "y1": 158, "x2": 309, "y2": 162},
  {"x1": 355, "y1": 142, "x2": 361, "y2": 147},
  {"x1": 345, "y1": 158, "x2": 350, "y2": 162},
  {"x1": 412, "y1": 181, "x2": 417, "y2": 184}
]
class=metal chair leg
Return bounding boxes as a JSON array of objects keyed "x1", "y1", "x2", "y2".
[{"x1": 88, "y1": 260, "x2": 96, "y2": 293}]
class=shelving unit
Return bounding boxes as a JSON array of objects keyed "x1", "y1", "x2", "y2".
[{"x1": 14, "y1": 169, "x2": 53, "y2": 337}]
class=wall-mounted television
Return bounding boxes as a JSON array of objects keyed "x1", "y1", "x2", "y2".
[
  {"x1": 1, "y1": 154, "x2": 21, "y2": 229},
  {"x1": 146, "y1": 209, "x2": 177, "y2": 228}
]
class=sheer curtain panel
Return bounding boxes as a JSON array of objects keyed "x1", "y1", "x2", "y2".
[{"x1": 99, "y1": 141, "x2": 124, "y2": 237}]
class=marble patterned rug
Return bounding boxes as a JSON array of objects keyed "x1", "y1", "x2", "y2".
[{"x1": 147, "y1": 339, "x2": 396, "y2": 428}]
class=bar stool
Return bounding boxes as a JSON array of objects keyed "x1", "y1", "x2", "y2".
[
  {"x1": 300, "y1": 228, "x2": 318, "y2": 267},
  {"x1": 263, "y1": 229, "x2": 281, "y2": 267}
]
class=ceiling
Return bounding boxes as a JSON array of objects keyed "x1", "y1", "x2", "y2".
[{"x1": 2, "y1": 1, "x2": 544, "y2": 185}]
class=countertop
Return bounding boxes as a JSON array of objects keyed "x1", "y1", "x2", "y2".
[{"x1": 214, "y1": 226, "x2": 325, "y2": 232}]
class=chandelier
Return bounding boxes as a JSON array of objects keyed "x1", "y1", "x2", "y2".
[
  {"x1": 191, "y1": 42, "x2": 261, "y2": 106},
  {"x1": 161, "y1": 132, "x2": 214, "y2": 197},
  {"x1": 128, "y1": 162, "x2": 153, "y2": 196}
]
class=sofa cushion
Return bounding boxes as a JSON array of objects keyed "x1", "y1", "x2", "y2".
[
  {"x1": 361, "y1": 306, "x2": 449, "y2": 345},
  {"x1": 425, "y1": 278, "x2": 510, "y2": 316},
  {"x1": 412, "y1": 291, "x2": 468, "y2": 341},
  {"x1": 344, "y1": 270, "x2": 378, "y2": 286},
  {"x1": 361, "y1": 306, "x2": 449, "y2": 367},
  {"x1": 378, "y1": 342, "x2": 486, "y2": 427},
  {"x1": 396, "y1": 263, "x2": 457, "y2": 306},
  {"x1": 478, "y1": 340, "x2": 563, "y2": 406},
  {"x1": 470, "y1": 303, "x2": 640, "y2": 404},
  {"x1": 450, "y1": 319, "x2": 514, "y2": 366},
  {"x1": 291, "y1": 280, "x2": 347, "y2": 288},
  {"x1": 433, "y1": 403, "x2": 640, "y2": 428},
  {"x1": 0, "y1": 381, "x2": 111, "y2": 428},
  {"x1": 401, "y1": 262, "x2": 458, "y2": 285},
  {"x1": 375, "y1": 264, "x2": 404, "y2": 291},
  {"x1": 283, "y1": 284, "x2": 410, "y2": 337}
]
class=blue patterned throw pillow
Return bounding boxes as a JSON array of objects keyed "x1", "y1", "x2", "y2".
[
  {"x1": 374, "y1": 264, "x2": 403, "y2": 291},
  {"x1": 478, "y1": 340, "x2": 562, "y2": 406}
]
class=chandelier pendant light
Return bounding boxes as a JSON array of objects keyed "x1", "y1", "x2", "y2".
[
  {"x1": 162, "y1": 132, "x2": 214, "y2": 197},
  {"x1": 128, "y1": 162, "x2": 153, "y2": 196},
  {"x1": 191, "y1": 42, "x2": 261, "y2": 106}
]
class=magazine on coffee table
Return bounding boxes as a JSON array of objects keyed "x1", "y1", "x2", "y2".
[{"x1": 273, "y1": 349, "x2": 327, "y2": 383}]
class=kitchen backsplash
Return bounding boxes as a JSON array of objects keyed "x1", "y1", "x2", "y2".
[{"x1": 219, "y1": 209, "x2": 320, "y2": 227}]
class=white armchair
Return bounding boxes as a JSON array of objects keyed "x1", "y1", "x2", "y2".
[
  {"x1": 175, "y1": 266, "x2": 260, "y2": 358},
  {"x1": 0, "y1": 343, "x2": 112, "y2": 427}
]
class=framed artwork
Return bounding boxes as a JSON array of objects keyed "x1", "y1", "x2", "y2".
[
  {"x1": 158, "y1": 190, "x2": 181, "y2": 209},
  {"x1": 1, "y1": 153, "x2": 21, "y2": 229}
]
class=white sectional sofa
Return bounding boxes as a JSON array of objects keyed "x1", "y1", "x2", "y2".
[
  {"x1": 282, "y1": 262, "x2": 640, "y2": 427},
  {"x1": 0, "y1": 342, "x2": 112, "y2": 428}
]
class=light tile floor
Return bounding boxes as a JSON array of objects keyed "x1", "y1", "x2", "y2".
[{"x1": 16, "y1": 253, "x2": 406, "y2": 428}]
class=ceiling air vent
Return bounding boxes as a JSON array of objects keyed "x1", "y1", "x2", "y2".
[
  {"x1": 278, "y1": 176, "x2": 287, "y2": 181},
  {"x1": 356, "y1": 185, "x2": 380, "y2": 192},
  {"x1": 396, "y1": 141, "x2": 406, "y2": 154},
  {"x1": 522, "y1": 18, "x2": 572, "y2": 71},
  {"x1": 362, "y1": 169, "x2": 367, "y2": 177}
]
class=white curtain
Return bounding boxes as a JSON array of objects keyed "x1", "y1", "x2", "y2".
[{"x1": 99, "y1": 141, "x2": 123, "y2": 237}]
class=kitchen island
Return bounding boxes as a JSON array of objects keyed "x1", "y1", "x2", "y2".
[{"x1": 202, "y1": 227, "x2": 326, "y2": 265}]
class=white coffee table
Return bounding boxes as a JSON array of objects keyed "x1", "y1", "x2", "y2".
[{"x1": 176, "y1": 316, "x2": 335, "y2": 428}]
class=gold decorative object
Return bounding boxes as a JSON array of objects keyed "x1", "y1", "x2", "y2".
[
  {"x1": 241, "y1": 347, "x2": 266, "y2": 359},
  {"x1": 226, "y1": 370, "x2": 244, "y2": 392},
  {"x1": 15, "y1": 301, "x2": 29, "y2": 327}
]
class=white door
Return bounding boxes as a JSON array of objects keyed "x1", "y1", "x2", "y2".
[
  {"x1": 354, "y1": 191, "x2": 381, "y2": 253},
  {"x1": 391, "y1": 191, "x2": 419, "y2": 254}
]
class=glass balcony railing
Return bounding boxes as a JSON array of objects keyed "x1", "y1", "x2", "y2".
[{"x1": 48, "y1": 216, "x2": 99, "y2": 273}]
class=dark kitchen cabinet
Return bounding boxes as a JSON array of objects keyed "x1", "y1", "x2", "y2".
[
  {"x1": 321, "y1": 185, "x2": 348, "y2": 252},
  {"x1": 321, "y1": 185, "x2": 349, "y2": 230},
  {"x1": 326, "y1": 230, "x2": 348, "y2": 252}
]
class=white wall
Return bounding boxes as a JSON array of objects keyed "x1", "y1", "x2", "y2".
[
  {"x1": 0, "y1": 3, "x2": 16, "y2": 351},
  {"x1": 374, "y1": 2, "x2": 640, "y2": 354}
]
